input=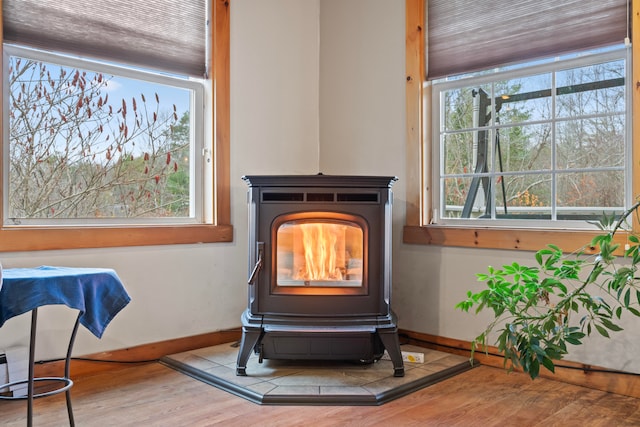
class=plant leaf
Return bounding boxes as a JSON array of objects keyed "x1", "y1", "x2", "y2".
[
  {"x1": 541, "y1": 356, "x2": 556, "y2": 373},
  {"x1": 594, "y1": 324, "x2": 610, "y2": 338}
]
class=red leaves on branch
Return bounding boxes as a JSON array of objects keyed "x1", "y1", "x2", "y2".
[{"x1": 9, "y1": 59, "x2": 193, "y2": 219}]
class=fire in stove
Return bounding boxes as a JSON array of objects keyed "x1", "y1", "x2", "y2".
[{"x1": 277, "y1": 219, "x2": 363, "y2": 287}]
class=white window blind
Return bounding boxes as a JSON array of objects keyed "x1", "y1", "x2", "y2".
[
  {"x1": 427, "y1": 0, "x2": 629, "y2": 79},
  {"x1": 3, "y1": 0, "x2": 207, "y2": 77}
]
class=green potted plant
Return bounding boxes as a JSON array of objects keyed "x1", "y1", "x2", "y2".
[{"x1": 456, "y1": 199, "x2": 640, "y2": 379}]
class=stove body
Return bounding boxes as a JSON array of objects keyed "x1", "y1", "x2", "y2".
[{"x1": 236, "y1": 175, "x2": 404, "y2": 377}]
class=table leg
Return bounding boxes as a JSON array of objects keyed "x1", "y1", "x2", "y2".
[
  {"x1": 27, "y1": 308, "x2": 38, "y2": 427},
  {"x1": 64, "y1": 314, "x2": 81, "y2": 427}
]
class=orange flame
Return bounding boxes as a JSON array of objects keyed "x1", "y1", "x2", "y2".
[{"x1": 294, "y1": 223, "x2": 344, "y2": 281}]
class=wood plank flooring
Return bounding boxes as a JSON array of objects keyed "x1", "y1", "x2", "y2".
[{"x1": 2, "y1": 362, "x2": 639, "y2": 426}]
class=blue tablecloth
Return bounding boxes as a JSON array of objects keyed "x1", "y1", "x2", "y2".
[{"x1": 0, "y1": 266, "x2": 130, "y2": 338}]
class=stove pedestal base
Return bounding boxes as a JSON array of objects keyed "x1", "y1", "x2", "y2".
[{"x1": 236, "y1": 310, "x2": 405, "y2": 377}]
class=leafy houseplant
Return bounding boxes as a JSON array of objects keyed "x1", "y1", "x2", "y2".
[{"x1": 456, "y1": 199, "x2": 640, "y2": 379}]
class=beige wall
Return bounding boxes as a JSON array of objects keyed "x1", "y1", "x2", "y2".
[
  {"x1": 318, "y1": 0, "x2": 640, "y2": 374},
  {"x1": 0, "y1": 0, "x2": 321, "y2": 360},
  {"x1": 2, "y1": 0, "x2": 639, "y2": 374}
]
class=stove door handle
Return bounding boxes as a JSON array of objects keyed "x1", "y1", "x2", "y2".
[{"x1": 248, "y1": 242, "x2": 264, "y2": 285}]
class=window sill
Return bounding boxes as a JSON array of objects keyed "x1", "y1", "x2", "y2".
[
  {"x1": 0, "y1": 224, "x2": 233, "y2": 252},
  {"x1": 403, "y1": 224, "x2": 627, "y2": 254}
]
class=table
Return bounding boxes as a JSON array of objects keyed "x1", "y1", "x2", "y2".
[{"x1": 0, "y1": 266, "x2": 131, "y2": 427}]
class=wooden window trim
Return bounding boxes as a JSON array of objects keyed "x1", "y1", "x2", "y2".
[
  {"x1": 403, "y1": 0, "x2": 639, "y2": 253},
  {"x1": 0, "y1": 0, "x2": 232, "y2": 251}
]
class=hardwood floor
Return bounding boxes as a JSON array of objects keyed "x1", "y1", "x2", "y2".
[{"x1": 2, "y1": 362, "x2": 639, "y2": 426}]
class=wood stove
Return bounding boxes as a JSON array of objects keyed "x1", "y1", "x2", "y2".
[{"x1": 236, "y1": 174, "x2": 404, "y2": 377}]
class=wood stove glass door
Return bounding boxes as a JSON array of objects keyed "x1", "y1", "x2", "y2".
[{"x1": 273, "y1": 213, "x2": 368, "y2": 296}]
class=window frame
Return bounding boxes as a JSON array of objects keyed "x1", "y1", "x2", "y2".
[
  {"x1": 403, "y1": 0, "x2": 638, "y2": 253},
  {"x1": 432, "y1": 48, "x2": 630, "y2": 228},
  {"x1": 0, "y1": 0, "x2": 232, "y2": 251},
  {"x1": 4, "y1": 43, "x2": 208, "y2": 226}
]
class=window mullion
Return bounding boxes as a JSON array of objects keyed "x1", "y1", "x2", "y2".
[{"x1": 551, "y1": 69, "x2": 557, "y2": 221}]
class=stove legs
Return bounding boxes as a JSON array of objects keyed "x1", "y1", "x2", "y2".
[
  {"x1": 236, "y1": 327, "x2": 262, "y2": 376},
  {"x1": 236, "y1": 312, "x2": 404, "y2": 378},
  {"x1": 378, "y1": 329, "x2": 405, "y2": 377},
  {"x1": 236, "y1": 327, "x2": 405, "y2": 377}
]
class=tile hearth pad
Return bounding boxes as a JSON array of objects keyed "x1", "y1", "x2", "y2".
[{"x1": 161, "y1": 343, "x2": 474, "y2": 405}]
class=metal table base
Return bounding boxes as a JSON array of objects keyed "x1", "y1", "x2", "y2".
[{"x1": 0, "y1": 308, "x2": 80, "y2": 427}]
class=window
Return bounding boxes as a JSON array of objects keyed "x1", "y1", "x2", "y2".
[
  {"x1": 433, "y1": 48, "x2": 629, "y2": 228},
  {"x1": 0, "y1": 0, "x2": 231, "y2": 251},
  {"x1": 5, "y1": 45, "x2": 206, "y2": 225},
  {"x1": 403, "y1": 0, "x2": 638, "y2": 252}
]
